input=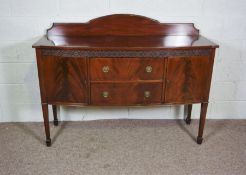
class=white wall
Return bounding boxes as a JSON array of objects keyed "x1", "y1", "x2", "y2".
[{"x1": 0, "y1": 0, "x2": 246, "y2": 122}]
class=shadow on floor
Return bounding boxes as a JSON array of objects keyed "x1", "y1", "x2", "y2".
[{"x1": 13, "y1": 121, "x2": 68, "y2": 146}]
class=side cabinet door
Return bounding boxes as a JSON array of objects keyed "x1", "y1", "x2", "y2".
[
  {"x1": 165, "y1": 56, "x2": 213, "y2": 103},
  {"x1": 40, "y1": 55, "x2": 87, "y2": 104}
]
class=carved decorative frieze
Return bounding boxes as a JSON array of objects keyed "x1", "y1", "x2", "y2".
[{"x1": 42, "y1": 49, "x2": 210, "y2": 58}]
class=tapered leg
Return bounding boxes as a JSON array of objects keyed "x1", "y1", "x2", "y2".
[
  {"x1": 197, "y1": 103, "x2": 208, "y2": 144},
  {"x1": 185, "y1": 104, "x2": 192, "y2": 124},
  {"x1": 52, "y1": 105, "x2": 58, "y2": 126},
  {"x1": 42, "y1": 104, "x2": 51, "y2": 147}
]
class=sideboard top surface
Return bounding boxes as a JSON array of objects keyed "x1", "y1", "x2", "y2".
[{"x1": 33, "y1": 14, "x2": 219, "y2": 49}]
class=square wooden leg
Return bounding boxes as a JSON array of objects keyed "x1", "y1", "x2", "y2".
[
  {"x1": 197, "y1": 102, "x2": 208, "y2": 144},
  {"x1": 52, "y1": 105, "x2": 58, "y2": 126},
  {"x1": 185, "y1": 104, "x2": 192, "y2": 124},
  {"x1": 42, "y1": 104, "x2": 51, "y2": 147}
]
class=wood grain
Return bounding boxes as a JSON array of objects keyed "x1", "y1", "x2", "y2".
[
  {"x1": 90, "y1": 82, "x2": 163, "y2": 105},
  {"x1": 47, "y1": 14, "x2": 199, "y2": 37},
  {"x1": 40, "y1": 55, "x2": 87, "y2": 104},
  {"x1": 165, "y1": 56, "x2": 212, "y2": 103},
  {"x1": 90, "y1": 58, "x2": 164, "y2": 81},
  {"x1": 33, "y1": 14, "x2": 219, "y2": 146}
]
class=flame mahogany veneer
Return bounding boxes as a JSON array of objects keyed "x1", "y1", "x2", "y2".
[{"x1": 33, "y1": 14, "x2": 219, "y2": 147}]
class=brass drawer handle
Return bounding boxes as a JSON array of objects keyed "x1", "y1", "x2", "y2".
[
  {"x1": 102, "y1": 91, "x2": 109, "y2": 98},
  {"x1": 145, "y1": 66, "x2": 152, "y2": 73},
  {"x1": 102, "y1": 66, "x2": 109, "y2": 73},
  {"x1": 144, "y1": 91, "x2": 151, "y2": 98}
]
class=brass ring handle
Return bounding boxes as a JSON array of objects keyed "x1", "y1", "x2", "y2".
[
  {"x1": 145, "y1": 66, "x2": 152, "y2": 73},
  {"x1": 144, "y1": 91, "x2": 151, "y2": 98},
  {"x1": 102, "y1": 91, "x2": 109, "y2": 98},
  {"x1": 102, "y1": 66, "x2": 109, "y2": 73}
]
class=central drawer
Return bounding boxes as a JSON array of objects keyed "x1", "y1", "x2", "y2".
[
  {"x1": 89, "y1": 58, "x2": 164, "y2": 81},
  {"x1": 90, "y1": 82, "x2": 163, "y2": 105}
]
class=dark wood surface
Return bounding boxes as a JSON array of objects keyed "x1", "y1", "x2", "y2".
[
  {"x1": 89, "y1": 58, "x2": 164, "y2": 81},
  {"x1": 165, "y1": 56, "x2": 213, "y2": 103},
  {"x1": 33, "y1": 35, "x2": 218, "y2": 49},
  {"x1": 52, "y1": 105, "x2": 58, "y2": 126},
  {"x1": 33, "y1": 14, "x2": 218, "y2": 49},
  {"x1": 47, "y1": 14, "x2": 199, "y2": 37},
  {"x1": 33, "y1": 14, "x2": 218, "y2": 146},
  {"x1": 185, "y1": 104, "x2": 193, "y2": 124},
  {"x1": 40, "y1": 55, "x2": 88, "y2": 104},
  {"x1": 90, "y1": 82, "x2": 163, "y2": 105}
]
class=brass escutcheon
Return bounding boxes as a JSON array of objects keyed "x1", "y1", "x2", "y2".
[
  {"x1": 145, "y1": 66, "x2": 152, "y2": 73},
  {"x1": 102, "y1": 66, "x2": 109, "y2": 73},
  {"x1": 144, "y1": 91, "x2": 151, "y2": 98},
  {"x1": 102, "y1": 91, "x2": 109, "y2": 98}
]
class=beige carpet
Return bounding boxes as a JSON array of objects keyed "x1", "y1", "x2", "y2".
[{"x1": 0, "y1": 119, "x2": 245, "y2": 175}]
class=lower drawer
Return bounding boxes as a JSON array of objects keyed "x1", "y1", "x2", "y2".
[{"x1": 90, "y1": 82, "x2": 163, "y2": 105}]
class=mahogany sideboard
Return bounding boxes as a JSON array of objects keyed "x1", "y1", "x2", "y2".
[{"x1": 32, "y1": 14, "x2": 219, "y2": 147}]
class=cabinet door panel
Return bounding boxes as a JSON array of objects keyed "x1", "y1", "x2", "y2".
[
  {"x1": 40, "y1": 56, "x2": 87, "y2": 103},
  {"x1": 165, "y1": 56, "x2": 212, "y2": 103}
]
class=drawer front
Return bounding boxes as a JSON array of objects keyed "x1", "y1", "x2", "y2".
[
  {"x1": 89, "y1": 58, "x2": 164, "y2": 81},
  {"x1": 90, "y1": 83, "x2": 162, "y2": 105}
]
